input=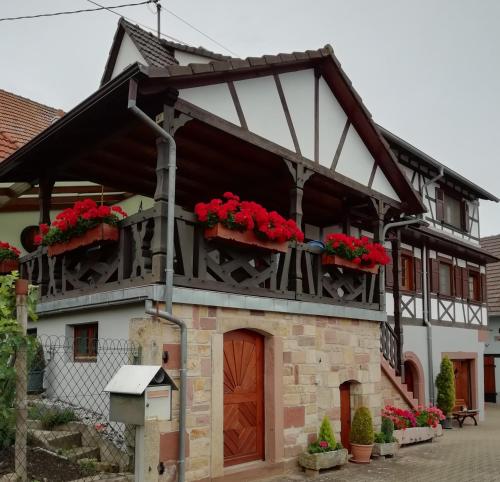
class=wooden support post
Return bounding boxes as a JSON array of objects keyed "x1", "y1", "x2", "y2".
[
  {"x1": 38, "y1": 176, "x2": 55, "y2": 225},
  {"x1": 391, "y1": 231, "x2": 404, "y2": 380},
  {"x1": 372, "y1": 199, "x2": 388, "y2": 310},
  {"x1": 285, "y1": 160, "x2": 313, "y2": 293},
  {"x1": 14, "y1": 279, "x2": 29, "y2": 482}
]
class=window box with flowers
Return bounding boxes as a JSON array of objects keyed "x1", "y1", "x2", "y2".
[
  {"x1": 298, "y1": 416, "x2": 347, "y2": 474},
  {"x1": 383, "y1": 405, "x2": 444, "y2": 446},
  {"x1": 322, "y1": 233, "x2": 390, "y2": 274},
  {"x1": 35, "y1": 199, "x2": 127, "y2": 257},
  {"x1": 195, "y1": 192, "x2": 304, "y2": 253},
  {"x1": 0, "y1": 242, "x2": 21, "y2": 274}
]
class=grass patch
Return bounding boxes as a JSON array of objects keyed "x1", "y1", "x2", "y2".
[{"x1": 28, "y1": 405, "x2": 77, "y2": 430}]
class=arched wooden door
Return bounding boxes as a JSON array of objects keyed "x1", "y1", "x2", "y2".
[
  {"x1": 404, "y1": 361, "x2": 415, "y2": 395},
  {"x1": 223, "y1": 329, "x2": 264, "y2": 467},
  {"x1": 340, "y1": 382, "x2": 351, "y2": 452}
]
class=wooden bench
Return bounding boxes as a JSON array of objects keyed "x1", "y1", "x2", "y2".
[{"x1": 452, "y1": 399, "x2": 478, "y2": 427}]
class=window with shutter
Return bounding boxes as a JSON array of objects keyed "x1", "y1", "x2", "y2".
[
  {"x1": 401, "y1": 254, "x2": 414, "y2": 291},
  {"x1": 461, "y1": 200, "x2": 470, "y2": 233},
  {"x1": 461, "y1": 267, "x2": 468, "y2": 300},
  {"x1": 435, "y1": 188, "x2": 444, "y2": 221},
  {"x1": 385, "y1": 253, "x2": 394, "y2": 288},
  {"x1": 468, "y1": 271, "x2": 481, "y2": 302},
  {"x1": 481, "y1": 273, "x2": 487, "y2": 302},
  {"x1": 414, "y1": 258, "x2": 422, "y2": 292},
  {"x1": 73, "y1": 323, "x2": 98, "y2": 362},
  {"x1": 430, "y1": 259, "x2": 439, "y2": 293},
  {"x1": 454, "y1": 266, "x2": 462, "y2": 298},
  {"x1": 438, "y1": 262, "x2": 453, "y2": 296}
]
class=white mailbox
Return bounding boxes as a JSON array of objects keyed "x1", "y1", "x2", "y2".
[{"x1": 105, "y1": 365, "x2": 177, "y2": 425}]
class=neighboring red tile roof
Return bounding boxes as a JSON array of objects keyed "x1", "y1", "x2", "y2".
[
  {"x1": 482, "y1": 235, "x2": 500, "y2": 315},
  {"x1": 0, "y1": 89, "x2": 64, "y2": 161}
]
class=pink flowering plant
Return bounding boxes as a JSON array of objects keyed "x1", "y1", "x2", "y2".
[{"x1": 383, "y1": 405, "x2": 445, "y2": 430}]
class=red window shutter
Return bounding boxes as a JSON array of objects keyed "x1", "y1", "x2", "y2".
[
  {"x1": 454, "y1": 266, "x2": 462, "y2": 298},
  {"x1": 430, "y1": 259, "x2": 439, "y2": 293},
  {"x1": 435, "y1": 188, "x2": 444, "y2": 221},
  {"x1": 461, "y1": 200, "x2": 470, "y2": 232},
  {"x1": 414, "y1": 258, "x2": 422, "y2": 292},
  {"x1": 385, "y1": 253, "x2": 394, "y2": 288},
  {"x1": 481, "y1": 273, "x2": 487, "y2": 302},
  {"x1": 462, "y1": 267, "x2": 469, "y2": 300}
]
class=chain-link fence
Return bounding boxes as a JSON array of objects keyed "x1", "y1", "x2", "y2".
[{"x1": 1, "y1": 335, "x2": 141, "y2": 482}]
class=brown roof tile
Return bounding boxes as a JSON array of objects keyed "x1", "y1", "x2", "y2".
[{"x1": 0, "y1": 89, "x2": 63, "y2": 161}]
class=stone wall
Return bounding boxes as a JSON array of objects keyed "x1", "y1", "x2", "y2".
[
  {"x1": 380, "y1": 369, "x2": 413, "y2": 409},
  {"x1": 129, "y1": 303, "x2": 382, "y2": 482}
]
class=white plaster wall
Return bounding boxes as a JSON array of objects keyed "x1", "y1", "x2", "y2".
[
  {"x1": 484, "y1": 316, "x2": 500, "y2": 403},
  {"x1": 404, "y1": 324, "x2": 485, "y2": 419},
  {"x1": 28, "y1": 304, "x2": 146, "y2": 414},
  {"x1": 174, "y1": 50, "x2": 213, "y2": 65},
  {"x1": 179, "y1": 83, "x2": 240, "y2": 125},
  {"x1": 279, "y1": 70, "x2": 315, "y2": 160},
  {"x1": 335, "y1": 126, "x2": 373, "y2": 186},
  {"x1": 111, "y1": 33, "x2": 147, "y2": 79},
  {"x1": 371, "y1": 166, "x2": 401, "y2": 201},
  {"x1": 234, "y1": 76, "x2": 295, "y2": 151}
]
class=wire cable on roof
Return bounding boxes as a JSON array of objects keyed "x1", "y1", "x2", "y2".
[
  {"x1": 0, "y1": 1, "x2": 154, "y2": 22},
  {"x1": 162, "y1": 6, "x2": 240, "y2": 57},
  {"x1": 86, "y1": 0, "x2": 194, "y2": 46}
]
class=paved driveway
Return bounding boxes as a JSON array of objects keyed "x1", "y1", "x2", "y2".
[{"x1": 274, "y1": 403, "x2": 500, "y2": 482}]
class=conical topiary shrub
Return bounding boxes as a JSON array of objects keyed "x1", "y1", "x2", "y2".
[
  {"x1": 349, "y1": 407, "x2": 374, "y2": 464},
  {"x1": 436, "y1": 356, "x2": 456, "y2": 418},
  {"x1": 318, "y1": 415, "x2": 336, "y2": 449},
  {"x1": 381, "y1": 416, "x2": 395, "y2": 443}
]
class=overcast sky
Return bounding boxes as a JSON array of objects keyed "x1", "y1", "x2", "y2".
[{"x1": 1, "y1": 0, "x2": 499, "y2": 235}]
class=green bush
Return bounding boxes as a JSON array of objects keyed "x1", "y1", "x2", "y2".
[
  {"x1": 318, "y1": 415, "x2": 336, "y2": 448},
  {"x1": 374, "y1": 432, "x2": 385, "y2": 444},
  {"x1": 0, "y1": 408, "x2": 15, "y2": 448},
  {"x1": 436, "y1": 356, "x2": 456, "y2": 416},
  {"x1": 381, "y1": 416, "x2": 395, "y2": 443},
  {"x1": 349, "y1": 407, "x2": 374, "y2": 445},
  {"x1": 29, "y1": 406, "x2": 77, "y2": 430},
  {"x1": 28, "y1": 342, "x2": 46, "y2": 372}
]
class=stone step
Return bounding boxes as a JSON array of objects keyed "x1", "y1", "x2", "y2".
[
  {"x1": 29, "y1": 429, "x2": 82, "y2": 450},
  {"x1": 65, "y1": 445, "x2": 100, "y2": 462}
]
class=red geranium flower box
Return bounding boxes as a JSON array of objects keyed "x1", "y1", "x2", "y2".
[
  {"x1": 204, "y1": 224, "x2": 288, "y2": 253},
  {"x1": 322, "y1": 254, "x2": 379, "y2": 274},
  {"x1": 47, "y1": 223, "x2": 119, "y2": 257},
  {"x1": 0, "y1": 259, "x2": 19, "y2": 274}
]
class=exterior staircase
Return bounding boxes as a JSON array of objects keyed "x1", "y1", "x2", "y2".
[{"x1": 380, "y1": 355, "x2": 418, "y2": 409}]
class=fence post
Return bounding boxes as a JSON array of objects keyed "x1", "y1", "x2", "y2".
[{"x1": 14, "y1": 279, "x2": 29, "y2": 482}]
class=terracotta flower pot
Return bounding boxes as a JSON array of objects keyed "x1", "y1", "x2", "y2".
[
  {"x1": 47, "y1": 224, "x2": 119, "y2": 257},
  {"x1": 0, "y1": 259, "x2": 19, "y2": 274},
  {"x1": 350, "y1": 443, "x2": 373, "y2": 464},
  {"x1": 204, "y1": 224, "x2": 288, "y2": 253},
  {"x1": 321, "y1": 254, "x2": 379, "y2": 274}
]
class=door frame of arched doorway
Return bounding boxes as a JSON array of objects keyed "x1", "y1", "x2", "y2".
[
  {"x1": 210, "y1": 327, "x2": 284, "y2": 478},
  {"x1": 403, "y1": 351, "x2": 426, "y2": 405}
]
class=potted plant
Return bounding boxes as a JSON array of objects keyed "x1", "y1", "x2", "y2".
[
  {"x1": 322, "y1": 233, "x2": 390, "y2": 274},
  {"x1": 34, "y1": 199, "x2": 127, "y2": 257},
  {"x1": 349, "y1": 407, "x2": 374, "y2": 463},
  {"x1": 195, "y1": 192, "x2": 304, "y2": 253},
  {"x1": 28, "y1": 342, "x2": 46, "y2": 393},
  {"x1": 0, "y1": 242, "x2": 21, "y2": 274},
  {"x1": 372, "y1": 416, "x2": 398, "y2": 457},
  {"x1": 436, "y1": 356, "x2": 456, "y2": 429},
  {"x1": 298, "y1": 415, "x2": 347, "y2": 473}
]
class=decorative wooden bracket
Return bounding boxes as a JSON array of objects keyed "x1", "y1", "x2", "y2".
[{"x1": 284, "y1": 159, "x2": 314, "y2": 228}]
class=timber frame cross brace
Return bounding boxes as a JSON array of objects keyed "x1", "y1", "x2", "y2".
[{"x1": 284, "y1": 159, "x2": 314, "y2": 228}]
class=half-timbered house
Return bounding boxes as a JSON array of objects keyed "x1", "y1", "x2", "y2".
[{"x1": 0, "y1": 18, "x2": 497, "y2": 481}]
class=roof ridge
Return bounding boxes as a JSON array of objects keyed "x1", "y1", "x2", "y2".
[{"x1": 0, "y1": 88, "x2": 64, "y2": 115}]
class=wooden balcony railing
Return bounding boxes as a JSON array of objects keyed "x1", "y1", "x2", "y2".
[
  {"x1": 380, "y1": 320, "x2": 399, "y2": 372},
  {"x1": 20, "y1": 206, "x2": 382, "y2": 311}
]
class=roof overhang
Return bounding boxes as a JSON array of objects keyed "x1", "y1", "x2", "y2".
[
  {"x1": 380, "y1": 125, "x2": 499, "y2": 203},
  {"x1": 405, "y1": 225, "x2": 499, "y2": 264}
]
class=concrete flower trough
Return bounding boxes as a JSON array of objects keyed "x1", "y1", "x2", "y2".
[{"x1": 298, "y1": 448, "x2": 348, "y2": 474}]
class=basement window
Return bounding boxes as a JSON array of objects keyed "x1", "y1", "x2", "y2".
[{"x1": 73, "y1": 323, "x2": 98, "y2": 362}]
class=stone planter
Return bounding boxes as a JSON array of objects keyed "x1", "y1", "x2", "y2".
[
  {"x1": 47, "y1": 224, "x2": 119, "y2": 257},
  {"x1": 0, "y1": 259, "x2": 19, "y2": 274},
  {"x1": 432, "y1": 424, "x2": 443, "y2": 437},
  {"x1": 298, "y1": 448, "x2": 348, "y2": 471},
  {"x1": 321, "y1": 254, "x2": 379, "y2": 274},
  {"x1": 372, "y1": 441, "x2": 399, "y2": 457},
  {"x1": 204, "y1": 224, "x2": 288, "y2": 253},
  {"x1": 394, "y1": 427, "x2": 434, "y2": 445},
  {"x1": 350, "y1": 443, "x2": 373, "y2": 464}
]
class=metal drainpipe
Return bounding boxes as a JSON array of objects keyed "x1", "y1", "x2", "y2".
[
  {"x1": 420, "y1": 166, "x2": 444, "y2": 405},
  {"x1": 145, "y1": 300, "x2": 187, "y2": 482},
  {"x1": 127, "y1": 79, "x2": 185, "y2": 482},
  {"x1": 127, "y1": 78, "x2": 176, "y2": 313}
]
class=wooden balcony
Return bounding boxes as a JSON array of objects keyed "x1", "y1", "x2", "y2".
[{"x1": 20, "y1": 205, "x2": 381, "y2": 311}]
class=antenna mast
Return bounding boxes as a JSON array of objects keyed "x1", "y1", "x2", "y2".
[{"x1": 155, "y1": 0, "x2": 161, "y2": 39}]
